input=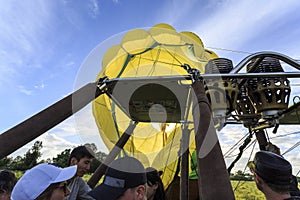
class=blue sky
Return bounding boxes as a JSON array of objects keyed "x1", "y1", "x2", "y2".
[{"x1": 1, "y1": 0, "x2": 300, "y2": 174}]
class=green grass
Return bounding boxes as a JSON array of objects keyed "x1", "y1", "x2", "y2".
[{"x1": 231, "y1": 180, "x2": 265, "y2": 200}]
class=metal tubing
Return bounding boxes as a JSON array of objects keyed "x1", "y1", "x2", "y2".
[
  {"x1": 230, "y1": 51, "x2": 300, "y2": 74},
  {"x1": 202, "y1": 72, "x2": 300, "y2": 79}
]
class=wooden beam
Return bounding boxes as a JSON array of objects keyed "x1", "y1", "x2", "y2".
[
  {"x1": 87, "y1": 122, "x2": 137, "y2": 188},
  {"x1": 0, "y1": 82, "x2": 102, "y2": 159},
  {"x1": 180, "y1": 126, "x2": 190, "y2": 200}
]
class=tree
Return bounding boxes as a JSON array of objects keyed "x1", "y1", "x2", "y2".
[
  {"x1": 230, "y1": 170, "x2": 253, "y2": 181},
  {"x1": 7, "y1": 141, "x2": 43, "y2": 170},
  {"x1": 0, "y1": 156, "x2": 13, "y2": 169},
  {"x1": 89, "y1": 151, "x2": 107, "y2": 173},
  {"x1": 52, "y1": 149, "x2": 71, "y2": 168},
  {"x1": 84, "y1": 143, "x2": 97, "y2": 153},
  {"x1": 22, "y1": 141, "x2": 43, "y2": 170}
]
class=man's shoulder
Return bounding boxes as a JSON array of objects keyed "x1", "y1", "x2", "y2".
[
  {"x1": 70, "y1": 177, "x2": 88, "y2": 186},
  {"x1": 284, "y1": 196, "x2": 300, "y2": 200}
]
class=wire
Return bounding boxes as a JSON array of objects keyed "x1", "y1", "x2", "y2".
[
  {"x1": 205, "y1": 46, "x2": 253, "y2": 55},
  {"x1": 270, "y1": 131, "x2": 300, "y2": 139},
  {"x1": 296, "y1": 169, "x2": 300, "y2": 177},
  {"x1": 205, "y1": 46, "x2": 300, "y2": 62},
  {"x1": 224, "y1": 133, "x2": 250, "y2": 158},
  {"x1": 225, "y1": 139, "x2": 257, "y2": 158},
  {"x1": 282, "y1": 140, "x2": 300, "y2": 155},
  {"x1": 233, "y1": 140, "x2": 257, "y2": 192}
]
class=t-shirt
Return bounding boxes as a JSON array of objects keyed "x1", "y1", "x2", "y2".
[
  {"x1": 67, "y1": 177, "x2": 95, "y2": 200},
  {"x1": 284, "y1": 196, "x2": 300, "y2": 200}
]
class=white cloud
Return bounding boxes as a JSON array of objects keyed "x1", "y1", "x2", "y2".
[
  {"x1": 10, "y1": 132, "x2": 77, "y2": 160},
  {"x1": 194, "y1": 0, "x2": 300, "y2": 49},
  {"x1": 0, "y1": 1, "x2": 56, "y2": 86},
  {"x1": 112, "y1": 0, "x2": 119, "y2": 4},
  {"x1": 88, "y1": 0, "x2": 100, "y2": 18},
  {"x1": 18, "y1": 85, "x2": 33, "y2": 95},
  {"x1": 47, "y1": 105, "x2": 109, "y2": 154},
  {"x1": 158, "y1": 0, "x2": 200, "y2": 25},
  {"x1": 34, "y1": 83, "x2": 45, "y2": 89}
]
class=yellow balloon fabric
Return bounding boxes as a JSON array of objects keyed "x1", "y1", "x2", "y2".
[{"x1": 92, "y1": 23, "x2": 218, "y2": 188}]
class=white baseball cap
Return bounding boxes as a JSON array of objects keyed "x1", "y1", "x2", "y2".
[{"x1": 11, "y1": 163, "x2": 77, "y2": 200}]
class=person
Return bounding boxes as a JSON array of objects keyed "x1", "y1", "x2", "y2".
[
  {"x1": 11, "y1": 163, "x2": 77, "y2": 200},
  {"x1": 0, "y1": 170, "x2": 17, "y2": 200},
  {"x1": 145, "y1": 167, "x2": 166, "y2": 200},
  {"x1": 88, "y1": 156, "x2": 147, "y2": 200},
  {"x1": 266, "y1": 143, "x2": 300, "y2": 197},
  {"x1": 67, "y1": 145, "x2": 95, "y2": 200},
  {"x1": 290, "y1": 175, "x2": 300, "y2": 197},
  {"x1": 248, "y1": 150, "x2": 300, "y2": 200}
]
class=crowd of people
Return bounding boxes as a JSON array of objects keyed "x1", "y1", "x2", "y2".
[
  {"x1": 0, "y1": 145, "x2": 167, "y2": 200},
  {"x1": 1, "y1": 145, "x2": 299, "y2": 200}
]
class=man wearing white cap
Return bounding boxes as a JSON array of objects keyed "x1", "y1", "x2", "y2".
[{"x1": 11, "y1": 163, "x2": 77, "y2": 200}]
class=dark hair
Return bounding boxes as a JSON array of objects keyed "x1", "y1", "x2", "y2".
[
  {"x1": 146, "y1": 167, "x2": 166, "y2": 200},
  {"x1": 0, "y1": 170, "x2": 17, "y2": 194},
  {"x1": 264, "y1": 181, "x2": 291, "y2": 194},
  {"x1": 68, "y1": 145, "x2": 95, "y2": 166},
  {"x1": 36, "y1": 182, "x2": 62, "y2": 200}
]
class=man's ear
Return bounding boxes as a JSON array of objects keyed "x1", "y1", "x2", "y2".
[
  {"x1": 254, "y1": 173, "x2": 263, "y2": 185},
  {"x1": 153, "y1": 183, "x2": 158, "y2": 190},
  {"x1": 136, "y1": 185, "x2": 146, "y2": 199},
  {"x1": 70, "y1": 157, "x2": 78, "y2": 166}
]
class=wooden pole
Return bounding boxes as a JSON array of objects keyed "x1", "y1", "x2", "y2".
[
  {"x1": 180, "y1": 126, "x2": 190, "y2": 200},
  {"x1": 87, "y1": 121, "x2": 137, "y2": 188},
  {"x1": 0, "y1": 82, "x2": 102, "y2": 159},
  {"x1": 254, "y1": 130, "x2": 268, "y2": 150},
  {"x1": 191, "y1": 80, "x2": 235, "y2": 200}
]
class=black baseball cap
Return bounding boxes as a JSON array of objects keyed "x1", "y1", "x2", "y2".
[
  {"x1": 247, "y1": 151, "x2": 292, "y2": 185},
  {"x1": 88, "y1": 156, "x2": 146, "y2": 200}
]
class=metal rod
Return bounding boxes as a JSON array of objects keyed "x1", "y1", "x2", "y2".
[
  {"x1": 87, "y1": 121, "x2": 137, "y2": 188},
  {"x1": 191, "y1": 80, "x2": 235, "y2": 199},
  {"x1": 202, "y1": 72, "x2": 300, "y2": 79},
  {"x1": 0, "y1": 82, "x2": 103, "y2": 159},
  {"x1": 230, "y1": 51, "x2": 300, "y2": 74}
]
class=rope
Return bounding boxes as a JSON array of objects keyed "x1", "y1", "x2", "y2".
[
  {"x1": 227, "y1": 132, "x2": 253, "y2": 174},
  {"x1": 233, "y1": 140, "x2": 257, "y2": 192}
]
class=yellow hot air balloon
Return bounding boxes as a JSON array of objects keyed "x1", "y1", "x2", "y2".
[{"x1": 92, "y1": 23, "x2": 218, "y2": 189}]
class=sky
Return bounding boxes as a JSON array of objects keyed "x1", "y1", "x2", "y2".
[{"x1": 1, "y1": 0, "x2": 300, "y2": 174}]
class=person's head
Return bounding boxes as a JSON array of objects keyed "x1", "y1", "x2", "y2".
[
  {"x1": 11, "y1": 163, "x2": 77, "y2": 200},
  {"x1": 68, "y1": 145, "x2": 95, "y2": 177},
  {"x1": 145, "y1": 167, "x2": 165, "y2": 200},
  {"x1": 248, "y1": 151, "x2": 292, "y2": 195},
  {"x1": 88, "y1": 156, "x2": 147, "y2": 200},
  {"x1": 0, "y1": 170, "x2": 17, "y2": 200}
]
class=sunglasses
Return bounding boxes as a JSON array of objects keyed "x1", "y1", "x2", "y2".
[{"x1": 247, "y1": 161, "x2": 255, "y2": 173}]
